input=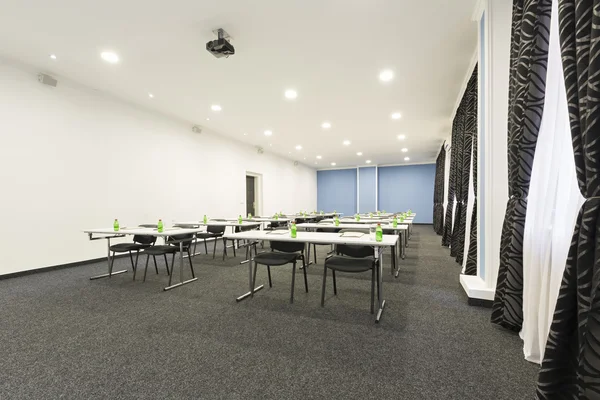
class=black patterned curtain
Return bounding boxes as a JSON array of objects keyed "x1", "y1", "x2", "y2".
[
  {"x1": 433, "y1": 144, "x2": 446, "y2": 235},
  {"x1": 464, "y1": 90, "x2": 479, "y2": 276},
  {"x1": 491, "y1": 0, "x2": 551, "y2": 331},
  {"x1": 442, "y1": 117, "x2": 458, "y2": 247},
  {"x1": 536, "y1": 1, "x2": 600, "y2": 398},
  {"x1": 452, "y1": 69, "x2": 477, "y2": 265}
]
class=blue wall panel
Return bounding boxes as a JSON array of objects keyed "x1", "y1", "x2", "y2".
[
  {"x1": 378, "y1": 164, "x2": 436, "y2": 223},
  {"x1": 317, "y1": 169, "x2": 357, "y2": 216},
  {"x1": 358, "y1": 167, "x2": 377, "y2": 213}
]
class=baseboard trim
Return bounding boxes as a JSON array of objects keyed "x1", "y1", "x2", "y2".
[
  {"x1": 0, "y1": 254, "x2": 131, "y2": 281},
  {"x1": 0, "y1": 237, "x2": 221, "y2": 281}
]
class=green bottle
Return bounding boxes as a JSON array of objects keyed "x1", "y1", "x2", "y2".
[
  {"x1": 275, "y1": 214, "x2": 279, "y2": 220},
  {"x1": 320, "y1": 210, "x2": 324, "y2": 215},
  {"x1": 334, "y1": 215, "x2": 340, "y2": 226},
  {"x1": 383, "y1": 210, "x2": 386, "y2": 213},
  {"x1": 369, "y1": 212, "x2": 373, "y2": 218},
  {"x1": 376, "y1": 223, "x2": 383, "y2": 242},
  {"x1": 291, "y1": 222, "x2": 297, "y2": 238},
  {"x1": 377, "y1": 211, "x2": 381, "y2": 216},
  {"x1": 113, "y1": 219, "x2": 119, "y2": 231},
  {"x1": 355, "y1": 214, "x2": 359, "y2": 221},
  {"x1": 393, "y1": 216, "x2": 398, "y2": 228},
  {"x1": 238, "y1": 215, "x2": 243, "y2": 224},
  {"x1": 203, "y1": 215, "x2": 207, "y2": 224},
  {"x1": 400, "y1": 215, "x2": 405, "y2": 222},
  {"x1": 157, "y1": 219, "x2": 164, "y2": 233},
  {"x1": 248, "y1": 213, "x2": 252, "y2": 219}
]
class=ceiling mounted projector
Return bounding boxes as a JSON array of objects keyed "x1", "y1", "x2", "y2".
[{"x1": 206, "y1": 28, "x2": 235, "y2": 58}]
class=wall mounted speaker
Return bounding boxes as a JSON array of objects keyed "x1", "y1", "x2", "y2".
[
  {"x1": 293, "y1": 161, "x2": 299, "y2": 166},
  {"x1": 256, "y1": 146, "x2": 264, "y2": 154},
  {"x1": 192, "y1": 125, "x2": 202, "y2": 134},
  {"x1": 38, "y1": 73, "x2": 58, "y2": 87}
]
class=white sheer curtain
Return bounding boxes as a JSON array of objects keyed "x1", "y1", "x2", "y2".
[{"x1": 520, "y1": 0, "x2": 584, "y2": 364}]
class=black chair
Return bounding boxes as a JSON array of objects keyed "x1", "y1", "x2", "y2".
[
  {"x1": 311, "y1": 224, "x2": 341, "y2": 264},
  {"x1": 197, "y1": 225, "x2": 226, "y2": 259},
  {"x1": 321, "y1": 233, "x2": 379, "y2": 314},
  {"x1": 108, "y1": 225, "x2": 156, "y2": 277},
  {"x1": 252, "y1": 240, "x2": 308, "y2": 303},
  {"x1": 138, "y1": 233, "x2": 196, "y2": 283}
]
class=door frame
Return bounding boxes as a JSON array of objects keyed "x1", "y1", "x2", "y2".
[{"x1": 245, "y1": 171, "x2": 263, "y2": 216}]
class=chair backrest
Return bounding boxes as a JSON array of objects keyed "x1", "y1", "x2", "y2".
[
  {"x1": 316, "y1": 227, "x2": 341, "y2": 233},
  {"x1": 166, "y1": 233, "x2": 195, "y2": 250},
  {"x1": 270, "y1": 241, "x2": 305, "y2": 253},
  {"x1": 339, "y1": 228, "x2": 370, "y2": 234},
  {"x1": 134, "y1": 225, "x2": 158, "y2": 245},
  {"x1": 207, "y1": 225, "x2": 225, "y2": 234},
  {"x1": 336, "y1": 244, "x2": 373, "y2": 258}
]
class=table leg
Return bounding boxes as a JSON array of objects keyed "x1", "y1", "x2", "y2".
[
  {"x1": 164, "y1": 240, "x2": 198, "y2": 291},
  {"x1": 401, "y1": 231, "x2": 406, "y2": 259},
  {"x1": 236, "y1": 257, "x2": 264, "y2": 302},
  {"x1": 90, "y1": 237, "x2": 127, "y2": 280},
  {"x1": 375, "y1": 248, "x2": 386, "y2": 323}
]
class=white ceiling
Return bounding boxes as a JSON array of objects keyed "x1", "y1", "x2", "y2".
[{"x1": 0, "y1": 0, "x2": 477, "y2": 168}]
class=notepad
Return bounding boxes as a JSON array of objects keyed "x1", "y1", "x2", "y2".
[{"x1": 340, "y1": 232, "x2": 364, "y2": 238}]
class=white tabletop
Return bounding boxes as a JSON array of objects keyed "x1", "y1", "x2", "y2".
[
  {"x1": 84, "y1": 227, "x2": 204, "y2": 237},
  {"x1": 245, "y1": 217, "x2": 291, "y2": 223},
  {"x1": 174, "y1": 221, "x2": 262, "y2": 228},
  {"x1": 224, "y1": 230, "x2": 398, "y2": 247},
  {"x1": 296, "y1": 223, "x2": 408, "y2": 231}
]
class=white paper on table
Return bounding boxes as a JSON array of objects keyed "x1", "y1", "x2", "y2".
[
  {"x1": 267, "y1": 230, "x2": 289, "y2": 235},
  {"x1": 340, "y1": 232, "x2": 364, "y2": 238}
]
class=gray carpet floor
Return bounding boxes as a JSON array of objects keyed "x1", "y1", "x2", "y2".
[{"x1": 0, "y1": 226, "x2": 539, "y2": 399}]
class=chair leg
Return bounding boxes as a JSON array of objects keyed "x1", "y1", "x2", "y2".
[
  {"x1": 290, "y1": 261, "x2": 297, "y2": 304},
  {"x1": 321, "y1": 264, "x2": 328, "y2": 307},
  {"x1": 391, "y1": 246, "x2": 397, "y2": 275},
  {"x1": 371, "y1": 265, "x2": 376, "y2": 314},
  {"x1": 252, "y1": 260, "x2": 259, "y2": 295},
  {"x1": 108, "y1": 251, "x2": 116, "y2": 276},
  {"x1": 204, "y1": 239, "x2": 208, "y2": 254},
  {"x1": 134, "y1": 250, "x2": 139, "y2": 271},
  {"x1": 143, "y1": 255, "x2": 150, "y2": 282},
  {"x1": 163, "y1": 254, "x2": 170, "y2": 275},
  {"x1": 313, "y1": 244, "x2": 317, "y2": 264},
  {"x1": 302, "y1": 256, "x2": 308, "y2": 293},
  {"x1": 128, "y1": 251, "x2": 136, "y2": 272},
  {"x1": 213, "y1": 238, "x2": 218, "y2": 259},
  {"x1": 168, "y1": 253, "x2": 175, "y2": 286},
  {"x1": 233, "y1": 240, "x2": 237, "y2": 257},
  {"x1": 332, "y1": 269, "x2": 337, "y2": 295},
  {"x1": 153, "y1": 255, "x2": 159, "y2": 274},
  {"x1": 187, "y1": 249, "x2": 195, "y2": 278},
  {"x1": 267, "y1": 265, "x2": 272, "y2": 287},
  {"x1": 222, "y1": 238, "x2": 228, "y2": 260},
  {"x1": 132, "y1": 253, "x2": 140, "y2": 280}
]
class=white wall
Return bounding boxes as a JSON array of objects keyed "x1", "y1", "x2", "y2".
[{"x1": 0, "y1": 58, "x2": 317, "y2": 275}]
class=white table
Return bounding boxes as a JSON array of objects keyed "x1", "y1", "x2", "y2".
[
  {"x1": 224, "y1": 230, "x2": 398, "y2": 322},
  {"x1": 84, "y1": 227, "x2": 205, "y2": 291},
  {"x1": 296, "y1": 222, "x2": 408, "y2": 265}
]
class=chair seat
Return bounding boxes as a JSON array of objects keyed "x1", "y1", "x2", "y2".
[
  {"x1": 197, "y1": 232, "x2": 222, "y2": 239},
  {"x1": 143, "y1": 245, "x2": 178, "y2": 255},
  {"x1": 325, "y1": 256, "x2": 375, "y2": 272},
  {"x1": 109, "y1": 243, "x2": 151, "y2": 252},
  {"x1": 254, "y1": 252, "x2": 299, "y2": 266}
]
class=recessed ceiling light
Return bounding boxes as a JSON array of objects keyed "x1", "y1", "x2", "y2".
[
  {"x1": 303, "y1": 157, "x2": 306, "y2": 160},
  {"x1": 289, "y1": 152, "x2": 292, "y2": 154},
  {"x1": 356, "y1": 152, "x2": 363, "y2": 156},
  {"x1": 331, "y1": 162, "x2": 336, "y2": 166},
  {"x1": 264, "y1": 130, "x2": 273, "y2": 136},
  {"x1": 269, "y1": 143, "x2": 272, "y2": 147},
  {"x1": 148, "y1": 93, "x2": 154, "y2": 98},
  {"x1": 211, "y1": 104, "x2": 222, "y2": 111},
  {"x1": 243, "y1": 133, "x2": 248, "y2": 136},
  {"x1": 284, "y1": 89, "x2": 298, "y2": 99},
  {"x1": 379, "y1": 69, "x2": 394, "y2": 82},
  {"x1": 100, "y1": 51, "x2": 119, "y2": 64},
  {"x1": 401, "y1": 148, "x2": 408, "y2": 152},
  {"x1": 315, "y1": 162, "x2": 318, "y2": 165},
  {"x1": 404, "y1": 157, "x2": 410, "y2": 161},
  {"x1": 49, "y1": 54, "x2": 57, "y2": 60},
  {"x1": 397, "y1": 134, "x2": 406, "y2": 140},
  {"x1": 321, "y1": 122, "x2": 332, "y2": 129},
  {"x1": 206, "y1": 118, "x2": 210, "y2": 121},
  {"x1": 295, "y1": 145, "x2": 302, "y2": 150},
  {"x1": 391, "y1": 112, "x2": 402, "y2": 120},
  {"x1": 366, "y1": 160, "x2": 372, "y2": 164},
  {"x1": 316, "y1": 155, "x2": 322, "y2": 159},
  {"x1": 343, "y1": 140, "x2": 351, "y2": 146}
]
